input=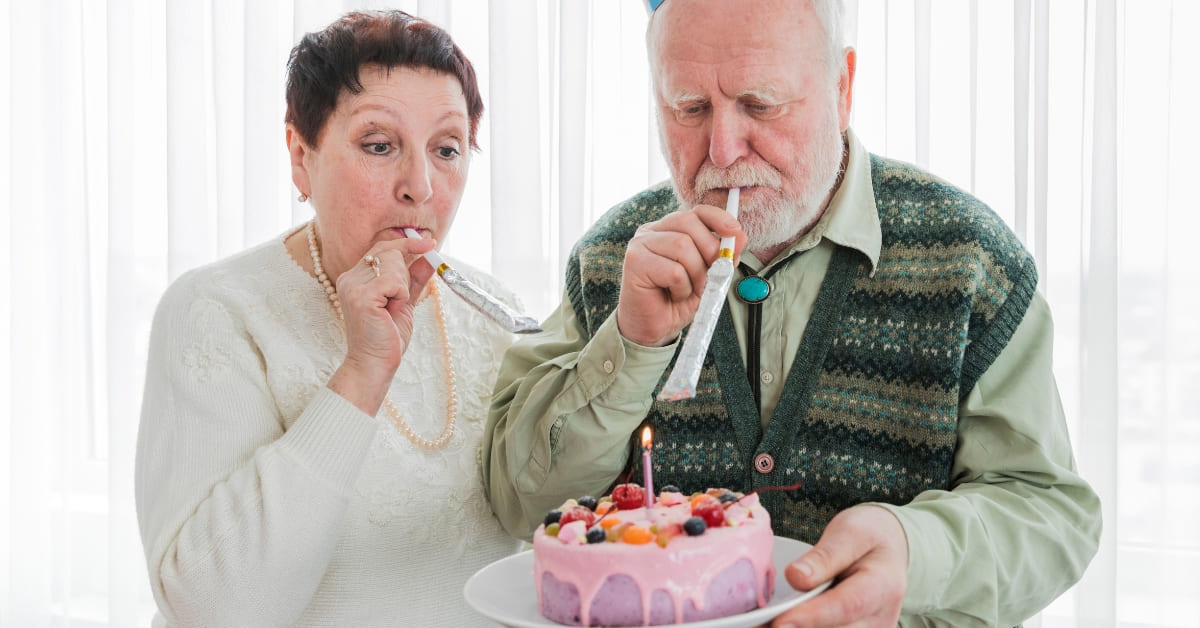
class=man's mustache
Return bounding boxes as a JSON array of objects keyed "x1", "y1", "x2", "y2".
[{"x1": 694, "y1": 161, "x2": 783, "y2": 196}]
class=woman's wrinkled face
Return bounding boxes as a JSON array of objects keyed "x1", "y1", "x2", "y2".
[{"x1": 289, "y1": 64, "x2": 470, "y2": 280}]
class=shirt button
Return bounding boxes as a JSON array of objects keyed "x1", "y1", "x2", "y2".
[
  {"x1": 760, "y1": 371, "x2": 774, "y2": 384},
  {"x1": 602, "y1": 359, "x2": 615, "y2": 374},
  {"x1": 754, "y1": 453, "x2": 775, "y2": 474}
]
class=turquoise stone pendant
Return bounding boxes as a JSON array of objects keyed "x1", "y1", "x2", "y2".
[{"x1": 736, "y1": 276, "x2": 771, "y2": 304}]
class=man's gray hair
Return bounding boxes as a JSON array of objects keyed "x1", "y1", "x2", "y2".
[
  {"x1": 811, "y1": 0, "x2": 847, "y2": 81},
  {"x1": 648, "y1": 0, "x2": 847, "y2": 80}
]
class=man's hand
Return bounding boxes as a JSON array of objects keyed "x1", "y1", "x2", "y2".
[
  {"x1": 771, "y1": 505, "x2": 908, "y2": 628},
  {"x1": 616, "y1": 204, "x2": 745, "y2": 347}
]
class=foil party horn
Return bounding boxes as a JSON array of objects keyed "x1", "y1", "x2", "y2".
[
  {"x1": 404, "y1": 228, "x2": 542, "y2": 334},
  {"x1": 656, "y1": 187, "x2": 739, "y2": 401}
]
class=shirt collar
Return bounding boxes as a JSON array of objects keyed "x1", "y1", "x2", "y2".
[{"x1": 744, "y1": 127, "x2": 881, "y2": 277}]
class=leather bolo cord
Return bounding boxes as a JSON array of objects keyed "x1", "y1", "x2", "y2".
[{"x1": 737, "y1": 250, "x2": 805, "y2": 411}]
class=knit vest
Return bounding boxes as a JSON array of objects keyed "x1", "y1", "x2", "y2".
[{"x1": 564, "y1": 154, "x2": 1038, "y2": 543}]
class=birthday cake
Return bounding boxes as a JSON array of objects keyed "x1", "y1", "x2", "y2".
[{"x1": 532, "y1": 483, "x2": 775, "y2": 626}]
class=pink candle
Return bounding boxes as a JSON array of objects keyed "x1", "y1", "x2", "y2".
[{"x1": 641, "y1": 426, "x2": 654, "y2": 508}]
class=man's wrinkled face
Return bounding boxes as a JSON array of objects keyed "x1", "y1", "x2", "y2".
[{"x1": 649, "y1": 0, "x2": 851, "y2": 254}]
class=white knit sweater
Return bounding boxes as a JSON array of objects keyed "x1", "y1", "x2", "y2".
[{"x1": 135, "y1": 228, "x2": 522, "y2": 627}]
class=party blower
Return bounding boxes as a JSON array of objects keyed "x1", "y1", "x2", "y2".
[
  {"x1": 657, "y1": 187, "x2": 739, "y2": 401},
  {"x1": 403, "y1": 228, "x2": 542, "y2": 334}
]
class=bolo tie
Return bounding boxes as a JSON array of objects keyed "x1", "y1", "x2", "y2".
[{"x1": 734, "y1": 251, "x2": 804, "y2": 410}]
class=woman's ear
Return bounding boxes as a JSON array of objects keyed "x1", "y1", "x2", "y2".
[{"x1": 286, "y1": 125, "x2": 312, "y2": 198}]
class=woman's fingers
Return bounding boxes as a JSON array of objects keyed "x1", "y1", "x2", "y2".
[
  {"x1": 336, "y1": 237, "x2": 441, "y2": 372},
  {"x1": 353, "y1": 238, "x2": 437, "y2": 302}
]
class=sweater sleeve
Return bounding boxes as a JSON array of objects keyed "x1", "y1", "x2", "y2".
[
  {"x1": 875, "y1": 293, "x2": 1102, "y2": 626},
  {"x1": 134, "y1": 275, "x2": 379, "y2": 627},
  {"x1": 482, "y1": 294, "x2": 678, "y2": 539}
]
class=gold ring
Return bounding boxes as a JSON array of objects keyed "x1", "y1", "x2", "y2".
[{"x1": 363, "y1": 254, "x2": 381, "y2": 277}]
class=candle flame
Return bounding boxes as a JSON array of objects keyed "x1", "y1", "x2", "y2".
[{"x1": 641, "y1": 426, "x2": 652, "y2": 450}]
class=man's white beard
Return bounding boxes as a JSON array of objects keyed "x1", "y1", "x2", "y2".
[{"x1": 681, "y1": 100, "x2": 845, "y2": 253}]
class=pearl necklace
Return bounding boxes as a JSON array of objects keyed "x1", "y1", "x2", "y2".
[{"x1": 306, "y1": 221, "x2": 458, "y2": 450}]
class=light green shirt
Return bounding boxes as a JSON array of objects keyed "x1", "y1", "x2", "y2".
[{"x1": 483, "y1": 131, "x2": 1100, "y2": 626}]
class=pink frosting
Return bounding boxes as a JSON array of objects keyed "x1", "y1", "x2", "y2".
[{"x1": 533, "y1": 497, "x2": 774, "y2": 626}]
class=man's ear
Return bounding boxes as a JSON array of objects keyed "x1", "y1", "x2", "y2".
[
  {"x1": 286, "y1": 125, "x2": 312, "y2": 198},
  {"x1": 838, "y1": 47, "x2": 857, "y2": 130}
]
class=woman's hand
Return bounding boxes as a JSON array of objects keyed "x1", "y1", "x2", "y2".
[
  {"x1": 327, "y1": 236, "x2": 437, "y2": 415},
  {"x1": 616, "y1": 204, "x2": 745, "y2": 347}
]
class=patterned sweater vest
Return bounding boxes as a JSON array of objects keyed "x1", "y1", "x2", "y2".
[{"x1": 565, "y1": 155, "x2": 1038, "y2": 543}]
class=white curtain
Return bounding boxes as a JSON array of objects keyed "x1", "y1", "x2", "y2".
[{"x1": 2, "y1": 1, "x2": 1196, "y2": 626}]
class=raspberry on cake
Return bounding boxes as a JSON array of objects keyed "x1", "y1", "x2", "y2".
[{"x1": 532, "y1": 483, "x2": 775, "y2": 626}]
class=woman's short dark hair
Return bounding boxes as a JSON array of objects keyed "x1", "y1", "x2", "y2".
[{"x1": 285, "y1": 10, "x2": 483, "y2": 150}]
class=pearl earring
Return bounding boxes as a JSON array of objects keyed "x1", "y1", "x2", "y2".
[{"x1": 297, "y1": 192, "x2": 309, "y2": 202}]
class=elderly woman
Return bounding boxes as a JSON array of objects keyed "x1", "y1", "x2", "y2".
[{"x1": 135, "y1": 11, "x2": 522, "y2": 626}]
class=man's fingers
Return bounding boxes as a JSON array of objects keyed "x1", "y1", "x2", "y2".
[
  {"x1": 772, "y1": 569, "x2": 889, "y2": 628},
  {"x1": 655, "y1": 205, "x2": 741, "y2": 257},
  {"x1": 786, "y1": 516, "x2": 874, "y2": 591},
  {"x1": 775, "y1": 507, "x2": 908, "y2": 627},
  {"x1": 628, "y1": 230, "x2": 708, "y2": 298},
  {"x1": 627, "y1": 205, "x2": 746, "y2": 298},
  {"x1": 615, "y1": 205, "x2": 747, "y2": 346},
  {"x1": 687, "y1": 203, "x2": 749, "y2": 262},
  {"x1": 689, "y1": 202, "x2": 743, "y2": 235}
]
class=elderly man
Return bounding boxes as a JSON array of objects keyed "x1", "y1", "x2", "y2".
[{"x1": 483, "y1": 0, "x2": 1101, "y2": 625}]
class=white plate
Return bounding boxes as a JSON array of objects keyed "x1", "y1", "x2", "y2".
[{"x1": 463, "y1": 536, "x2": 831, "y2": 628}]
